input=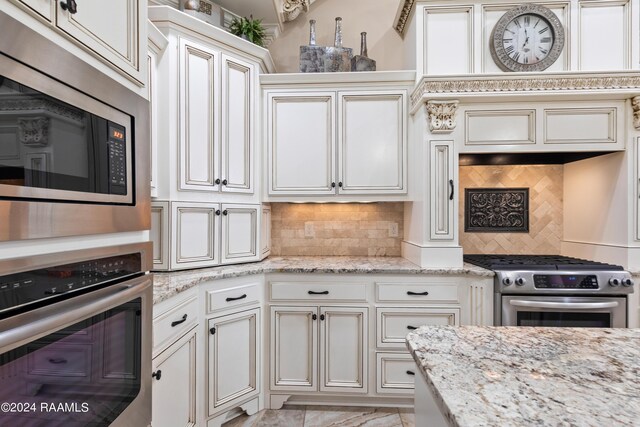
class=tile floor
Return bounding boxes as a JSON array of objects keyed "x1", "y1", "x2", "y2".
[{"x1": 221, "y1": 406, "x2": 415, "y2": 427}]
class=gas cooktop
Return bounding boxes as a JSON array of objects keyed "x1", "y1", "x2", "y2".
[{"x1": 463, "y1": 254, "x2": 625, "y2": 271}]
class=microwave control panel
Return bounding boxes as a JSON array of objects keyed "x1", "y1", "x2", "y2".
[{"x1": 108, "y1": 123, "x2": 127, "y2": 195}]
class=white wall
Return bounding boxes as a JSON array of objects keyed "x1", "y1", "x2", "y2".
[{"x1": 268, "y1": 0, "x2": 405, "y2": 73}]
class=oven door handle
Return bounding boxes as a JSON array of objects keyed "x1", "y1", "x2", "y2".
[
  {"x1": 509, "y1": 300, "x2": 619, "y2": 310},
  {"x1": 0, "y1": 275, "x2": 151, "y2": 351}
]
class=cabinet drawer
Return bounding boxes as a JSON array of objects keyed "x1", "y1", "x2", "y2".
[
  {"x1": 207, "y1": 281, "x2": 260, "y2": 314},
  {"x1": 153, "y1": 296, "x2": 198, "y2": 355},
  {"x1": 270, "y1": 282, "x2": 367, "y2": 302},
  {"x1": 376, "y1": 307, "x2": 459, "y2": 348},
  {"x1": 27, "y1": 344, "x2": 91, "y2": 379},
  {"x1": 376, "y1": 352, "x2": 415, "y2": 394},
  {"x1": 376, "y1": 282, "x2": 458, "y2": 303}
]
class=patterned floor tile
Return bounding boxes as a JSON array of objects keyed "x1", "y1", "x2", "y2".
[{"x1": 303, "y1": 406, "x2": 402, "y2": 427}]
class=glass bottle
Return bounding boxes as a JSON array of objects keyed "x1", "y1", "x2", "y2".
[
  {"x1": 360, "y1": 32, "x2": 368, "y2": 57},
  {"x1": 308, "y1": 19, "x2": 317, "y2": 46},
  {"x1": 334, "y1": 17, "x2": 343, "y2": 48}
]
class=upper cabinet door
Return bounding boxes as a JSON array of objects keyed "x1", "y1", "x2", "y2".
[
  {"x1": 55, "y1": 0, "x2": 142, "y2": 82},
  {"x1": 268, "y1": 92, "x2": 336, "y2": 195},
  {"x1": 17, "y1": 0, "x2": 54, "y2": 21},
  {"x1": 337, "y1": 91, "x2": 407, "y2": 194},
  {"x1": 178, "y1": 39, "x2": 220, "y2": 192},
  {"x1": 221, "y1": 54, "x2": 254, "y2": 194},
  {"x1": 221, "y1": 204, "x2": 258, "y2": 264}
]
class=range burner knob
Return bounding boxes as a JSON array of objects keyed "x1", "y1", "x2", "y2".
[
  {"x1": 608, "y1": 278, "x2": 621, "y2": 287},
  {"x1": 515, "y1": 277, "x2": 526, "y2": 286},
  {"x1": 502, "y1": 277, "x2": 512, "y2": 286},
  {"x1": 621, "y1": 278, "x2": 634, "y2": 287}
]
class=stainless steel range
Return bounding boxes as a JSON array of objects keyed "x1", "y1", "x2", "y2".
[{"x1": 464, "y1": 255, "x2": 634, "y2": 328}]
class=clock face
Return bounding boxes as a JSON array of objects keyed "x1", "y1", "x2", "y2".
[
  {"x1": 490, "y1": 4, "x2": 565, "y2": 72},
  {"x1": 502, "y1": 14, "x2": 554, "y2": 65}
]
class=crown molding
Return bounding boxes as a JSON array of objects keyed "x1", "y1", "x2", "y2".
[{"x1": 394, "y1": 0, "x2": 417, "y2": 36}]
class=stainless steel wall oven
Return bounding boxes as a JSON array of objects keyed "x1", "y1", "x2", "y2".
[
  {"x1": 0, "y1": 242, "x2": 152, "y2": 426},
  {"x1": 0, "y1": 10, "x2": 149, "y2": 241}
]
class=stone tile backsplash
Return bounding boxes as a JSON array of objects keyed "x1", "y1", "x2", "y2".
[
  {"x1": 459, "y1": 165, "x2": 563, "y2": 255},
  {"x1": 271, "y1": 203, "x2": 403, "y2": 256}
]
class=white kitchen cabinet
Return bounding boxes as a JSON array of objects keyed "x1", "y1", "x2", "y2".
[
  {"x1": 207, "y1": 308, "x2": 260, "y2": 416},
  {"x1": 270, "y1": 305, "x2": 368, "y2": 393},
  {"x1": 261, "y1": 205, "x2": 271, "y2": 259},
  {"x1": 156, "y1": 202, "x2": 259, "y2": 271},
  {"x1": 268, "y1": 92, "x2": 336, "y2": 195},
  {"x1": 338, "y1": 92, "x2": 406, "y2": 194},
  {"x1": 262, "y1": 72, "x2": 413, "y2": 200},
  {"x1": 55, "y1": 0, "x2": 143, "y2": 84},
  {"x1": 376, "y1": 352, "x2": 415, "y2": 395},
  {"x1": 430, "y1": 140, "x2": 455, "y2": 241},
  {"x1": 152, "y1": 328, "x2": 197, "y2": 427},
  {"x1": 4, "y1": 0, "x2": 146, "y2": 90},
  {"x1": 148, "y1": 22, "x2": 169, "y2": 199}
]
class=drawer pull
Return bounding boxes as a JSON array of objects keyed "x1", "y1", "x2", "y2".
[
  {"x1": 308, "y1": 290, "x2": 329, "y2": 295},
  {"x1": 407, "y1": 291, "x2": 429, "y2": 296},
  {"x1": 152, "y1": 370, "x2": 162, "y2": 381},
  {"x1": 171, "y1": 314, "x2": 188, "y2": 327},
  {"x1": 406, "y1": 370, "x2": 415, "y2": 376},
  {"x1": 226, "y1": 294, "x2": 247, "y2": 302},
  {"x1": 48, "y1": 358, "x2": 67, "y2": 364},
  {"x1": 407, "y1": 325, "x2": 418, "y2": 330}
]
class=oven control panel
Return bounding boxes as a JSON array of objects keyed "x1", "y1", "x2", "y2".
[
  {"x1": 534, "y1": 274, "x2": 598, "y2": 289},
  {"x1": 0, "y1": 253, "x2": 141, "y2": 316}
]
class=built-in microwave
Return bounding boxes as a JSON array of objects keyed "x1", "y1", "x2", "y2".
[{"x1": 0, "y1": 11, "x2": 149, "y2": 241}]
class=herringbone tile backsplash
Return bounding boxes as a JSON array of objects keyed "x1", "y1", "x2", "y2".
[
  {"x1": 271, "y1": 203, "x2": 403, "y2": 256},
  {"x1": 459, "y1": 165, "x2": 563, "y2": 254}
]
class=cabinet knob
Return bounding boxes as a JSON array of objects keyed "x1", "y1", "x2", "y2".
[
  {"x1": 331, "y1": 182, "x2": 336, "y2": 188},
  {"x1": 152, "y1": 370, "x2": 162, "y2": 381},
  {"x1": 338, "y1": 182, "x2": 343, "y2": 188},
  {"x1": 210, "y1": 327, "x2": 216, "y2": 335},
  {"x1": 222, "y1": 179, "x2": 228, "y2": 186},
  {"x1": 215, "y1": 178, "x2": 221, "y2": 185},
  {"x1": 222, "y1": 210, "x2": 228, "y2": 216},
  {"x1": 320, "y1": 314, "x2": 325, "y2": 321},
  {"x1": 60, "y1": 0, "x2": 78, "y2": 14},
  {"x1": 215, "y1": 210, "x2": 221, "y2": 216},
  {"x1": 312, "y1": 314, "x2": 317, "y2": 321}
]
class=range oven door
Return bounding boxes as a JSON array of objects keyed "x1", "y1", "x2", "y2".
[
  {"x1": 0, "y1": 275, "x2": 152, "y2": 427},
  {"x1": 501, "y1": 295, "x2": 627, "y2": 328}
]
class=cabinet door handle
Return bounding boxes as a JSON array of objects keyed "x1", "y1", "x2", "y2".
[
  {"x1": 215, "y1": 209, "x2": 221, "y2": 216},
  {"x1": 60, "y1": 0, "x2": 78, "y2": 14},
  {"x1": 338, "y1": 181, "x2": 343, "y2": 188},
  {"x1": 222, "y1": 210, "x2": 228, "y2": 216},
  {"x1": 312, "y1": 314, "x2": 317, "y2": 321},
  {"x1": 215, "y1": 178, "x2": 221, "y2": 185},
  {"x1": 171, "y1": 314, "x2": 188, "y2": 327},
  {"x1": 222, "y1": 179, "x2": 228, "y2": 186},
  {"x1": 48, "y1": 358, "x2": 67, "y2": 364},
  {"x1": 320, "y1": 314, "x2": 325, "y2": 321},
  {"x1": 308, "y1": 290, "x2": 329, "y2": 295},
  {"x1": 226, "y1": 294, "x2": 247, "y2": 302},
  {"x1": 331, "y1": 182, "x2": 336, "y2": 188},
  {"x1": 406, "y1": 325, "x2": 418, "y2": 330},
  {"x1": 407, "y1": 291, "x2": 429, "y2": 296},
  {"x1": 406, "y1": 370, "x2": 415, "y2": 376},
  {"x1": 152, "y1": 370, "x2": 162, "y2": 381},
  {"x1": 210, "y1": 327, "x2": 216, "y2": 335},
  {"x1": 449, "y1": 179, "x2": 454, "y2": 200}
]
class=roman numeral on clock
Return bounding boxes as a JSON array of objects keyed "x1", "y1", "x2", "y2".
[
  {"x1": 538, "y1": 26, "x2": 549, "y2": 34},
  {"x1": 534, "y1": 19, "x2": 540, "y2": 28},
  {"x1": 539, "y1": 47, "x2": 548, "y2": 54},
  {"x1": 540, "y1": 37, "x2": 551, "y2": 43},
  {"x1": 512, "y1": 52, "x2": 521, "y2": 62},
  {"x1": 524, "y1": 16, "x2": 530, "y2": 26},
  {"x1": 505, "y1": 45, "x2": 515, "y2": 54},
  {"x1": 514, "y1": 18, "x2": 521, "y2": 28}
]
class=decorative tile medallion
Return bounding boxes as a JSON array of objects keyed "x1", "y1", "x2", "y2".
[{"x1": 465, "y1": 188, "x2": 529, "y2": 232}]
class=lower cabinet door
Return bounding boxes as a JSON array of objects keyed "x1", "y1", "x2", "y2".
[
  {"x1": 319, "y1": 306, "x2": 368, "y2": 393},
  {"x1": 152, "y1": 328, "x2": 197, "y2": 427},
  {"x1": 270, "y1": 306, "x2": 318, "y2": 391},
  {"x1": 208, "y1": 308, "x2": 259, "y2": 416}
]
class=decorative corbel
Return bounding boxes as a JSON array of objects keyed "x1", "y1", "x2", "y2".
[
  {"x1": 18, "y1": 117, "x2": 49, "y2": 147},
  {"x1": 425, "y1": 100, "x2": 459, "y2": 133},
  {"x1": 633, "y1": 96, "x2": 640, "y2": 130},
  {"x1": 283, "y1": 0, "x2": 309, "y2": 22}
]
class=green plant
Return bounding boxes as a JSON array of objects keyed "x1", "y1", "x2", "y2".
[{"x1": 229, "y1": 15, "x2": 266, "y2": 47}]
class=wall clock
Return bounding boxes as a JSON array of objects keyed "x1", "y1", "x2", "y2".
[{"x1": 489, "y1": 4, "x2": 565, "y2": 72}]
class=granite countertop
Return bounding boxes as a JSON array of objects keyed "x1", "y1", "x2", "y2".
[
  {"x1": 152, "y1": 256, "x2": 493, "y2": 304},
  {"x1": 406, "y1": 325, "x2": 640, "y2": 427}
]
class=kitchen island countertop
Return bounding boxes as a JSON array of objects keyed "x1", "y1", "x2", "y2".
[
  {"x1": 152, "y1": 256, "x2": 493, "y2": 304},
  {"x1": 406, "y1": 325, "x2": 640, "y2": 427}
]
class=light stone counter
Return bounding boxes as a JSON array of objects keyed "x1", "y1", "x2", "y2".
[
  {"x1": 152, "y1": 256, "x2": 493, "y2": 304},
  {"x1": 406, "y1": 325, "x2": 640, "y2": 427}
]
